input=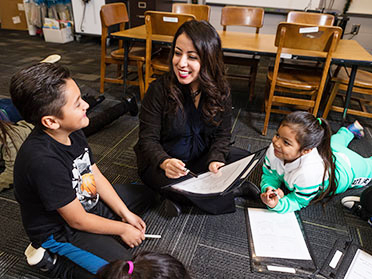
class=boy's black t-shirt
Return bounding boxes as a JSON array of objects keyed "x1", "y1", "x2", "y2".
[{"x1": 14, "y1": 128, "x2": 97, "y2": 245}]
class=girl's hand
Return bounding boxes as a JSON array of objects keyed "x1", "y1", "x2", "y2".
[
  {"x1": 120, "y1": 224, "x2": 145, "y2": 248},
  {"x1": 160, "y1": 158, "x2": 187, "y2": 179},
  {"x1": 260, "y1": 187, "x2": 280, "y2": 208},
  {"x1": 209, "y1": 161, "x2": 225, "y2": 174},
  {"x1": 122, "y1": 211, "x2": 146, "y2": 233}
]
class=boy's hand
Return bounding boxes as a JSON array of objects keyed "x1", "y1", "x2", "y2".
[
  {"x1": 120, "y1": 223, "x2": 145, "y2": 248},
  {"x1": 208, "y1": 161, "x2": 225, "y2": 174},
  {"x1": 260, "y1": 187, "x2": 281, "y2": 208},
  {"x1": 122, "y1": 211, "x2": 146, "y2": 233}
]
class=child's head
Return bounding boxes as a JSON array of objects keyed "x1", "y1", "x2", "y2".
[
  {"x1": 10, "y1": 63, "x2": 89, "y2": 131},
  {"x1": 273, "y1": 111, "x2": 328, "y2": 162},
  {"x1": 276, "y1": 111, "x2": 336, "y2": 200},
  {"x1": 96, "y1": 251, "x2": 190, "y2": 279}
]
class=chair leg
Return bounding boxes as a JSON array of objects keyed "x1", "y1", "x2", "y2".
[
  {"x1": 248, "y1": 62, "x2": 258, "y2": 102},
  {"x1": 100, "y1": 61, "x2": 106, "y2": 94},
  {"x1": 261, "y1": 80, "x2": 270, "y2": 113},
  {"x1": 262, "y1": 81, "x2": 275, "y2": 136},
  {"x1": 137, "y1": 60, "x2": 145, "y2": 100},
  {"x1": 322, "y1": 82, "x2": 339, "y2": 119},
  {"x1": 116, "y1": 64, "x2": 122, "y2": 78}
]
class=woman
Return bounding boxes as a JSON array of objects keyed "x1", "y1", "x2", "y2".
[{"x1": 134, "y1": 20, "x2": 255, "y2": 216}]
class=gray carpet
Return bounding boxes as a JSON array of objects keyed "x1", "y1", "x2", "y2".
[{"x1": 0, "y1": 28, "x2": 372, "y2": 278}]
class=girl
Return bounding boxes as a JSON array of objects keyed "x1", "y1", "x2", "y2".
[
  {"x1": 134, "y1": 20, "x2": 254, "y2": 216},
  {"x1": 96, "y1": 252, "x2": 190, "y2": 279},
  {"x1": 260, "y1": 111, "x2": 372, "y2": 213}
]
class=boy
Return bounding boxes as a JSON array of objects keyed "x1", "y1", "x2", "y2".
[{"x1": 10, "y1": 63, "x2": 154, "y2": 278}]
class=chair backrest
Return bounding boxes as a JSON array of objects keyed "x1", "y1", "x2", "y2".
[
  {"x1": 287, "y1": 11, "x2": 334, "y2": 26},
  {"x1": 144, "y1": 11, "x2": 196, "y2": 37},
  {"x1": 100, "y1": 3, "x2": 128, "y2": 29},
  {"x1": 221, "y1": 6, "x2": 264, "y2": 33},
  {"x1": 274, "y1": 22, "x2": 341, "y2": 52},
  {"x1": 172, "y1": 3, "x2": 210, "y2": 21},
  {"x1": 100, "y1": 3, "x2": 129, "y2": 53},
  {"x1": 271, "y1": 22, "x2": 342, "y2": 117}
]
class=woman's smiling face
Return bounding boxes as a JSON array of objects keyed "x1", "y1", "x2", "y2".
[{"x1": 172, "y1": 32, "x2": 201, "y2": 92}]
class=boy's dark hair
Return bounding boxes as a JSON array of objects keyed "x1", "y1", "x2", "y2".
[
  {"x1": 280, "y1": 111, "x2": 337, "y2": 203},
  {"x1": 96, "y1": 251, "x2": 191, "y2": 279},
  {"x1": 10, "y1": 63, "x2": 71, "y2": 127}
]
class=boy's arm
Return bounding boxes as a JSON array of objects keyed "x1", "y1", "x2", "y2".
[
  {"x1": 57, "y1": 198, "x2": 143, "y2": 248},
  {"x1": 91, "y1": 164, "x2": 146, "y2": 233}
]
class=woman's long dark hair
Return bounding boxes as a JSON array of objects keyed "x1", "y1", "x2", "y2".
[
  {"x1": 96, "y1": 251, "x2": 191, "y2": 279},
  {"x1": 167, "y1": 20, "x2": 230, "y2": 125},
  {"x1": 281, "y1": 111, "x2": 337, "y2": 203}
]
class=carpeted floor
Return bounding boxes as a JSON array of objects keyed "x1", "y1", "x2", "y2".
[{"x1": 0, "y1": 28, "x2": 371, "y2": 279}]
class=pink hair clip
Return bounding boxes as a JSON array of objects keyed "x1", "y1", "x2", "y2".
[{"x1": 127, "y1": 260, "x2": 134, "y2": 275}]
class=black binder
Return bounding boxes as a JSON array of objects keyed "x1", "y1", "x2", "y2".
[
  {"x1": 245, "y1": 208, "x2": 317, "y2": 277},
  {"x1": 162, "y1": 146, "x2": 267, "y2": 197},
  {"x1": 320, "y1": 239, "x2": 371, "y2": 279}
]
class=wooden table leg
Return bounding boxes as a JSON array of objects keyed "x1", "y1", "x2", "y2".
[{"x1": 342, "y1": 64, "x2": 357, "y2": 124}]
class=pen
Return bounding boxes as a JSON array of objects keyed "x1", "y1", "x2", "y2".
[
  {"x1": 144, "y1": 234, "x2": 161, "y2": 239},
  {"x1": 269, "y1": 189, "x2": 279, "y2": 199},
  {"x1": 184, "y1": 168, "x2": 198, "y2": 178}
]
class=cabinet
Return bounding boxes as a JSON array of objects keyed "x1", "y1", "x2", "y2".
[{"x1": 127, "y1": 0, "x2": 172, "y2": 27}]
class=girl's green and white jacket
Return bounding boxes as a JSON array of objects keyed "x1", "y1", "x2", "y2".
[{"x1": 260, "y1": 127, "x2": 372, "y2": 213}]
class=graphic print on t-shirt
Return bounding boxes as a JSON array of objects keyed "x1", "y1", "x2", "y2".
[{"x1": 71, "y1": 148, "x2": 99, "y2": 210}]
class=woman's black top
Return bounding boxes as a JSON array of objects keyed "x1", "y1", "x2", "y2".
[{"x1": 134, "y1": 74, "x2": 232, "y2": 175}]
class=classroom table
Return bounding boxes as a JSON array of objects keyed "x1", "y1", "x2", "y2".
[{"x1": 111, "y1": 25, "x2": 372, "y2": 122}]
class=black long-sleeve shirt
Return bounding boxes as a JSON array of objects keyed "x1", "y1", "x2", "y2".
[{"x1": 134, "y1": 74, "x2": 232, "y2": 176}]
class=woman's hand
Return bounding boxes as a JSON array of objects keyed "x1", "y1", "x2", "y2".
[
  {"x1": 209, "y1": 161, "x2": 225, "y2": 174},
  {"x1": 122, "y1": 211, "x2": 146, "y2": 233},
  {"x1": 260, "y1": 187, "x2": 281, "y2": 208},
  {"x1": 119, "y1": 223, "x2": 145, "y2": 248},
  {"x1": 160, "y1": 158, "x2": 187, "y2": 179}
]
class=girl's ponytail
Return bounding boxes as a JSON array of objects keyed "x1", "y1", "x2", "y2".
[
  {"x1": 312, "y1": 117, "x2": 337, "y2": 203},
  {"x1": 281, "y1": 112, "x2": 337, "y2": 204}
]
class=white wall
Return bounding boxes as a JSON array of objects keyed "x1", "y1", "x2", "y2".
[{"x1": 206, "y1": 0, "x2": 372, "y2": 54}]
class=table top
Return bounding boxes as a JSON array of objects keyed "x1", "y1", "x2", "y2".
[{"x1": 111, "y1": 25, "x2": 372, "y2": 66}]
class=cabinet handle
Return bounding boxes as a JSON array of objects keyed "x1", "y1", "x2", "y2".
[
  {"x1": 138, "y1": 2, "x2": 146, "y2": 9},
  {"x1": 136, "y1": 15, "x2": 145, "y2": 19}
]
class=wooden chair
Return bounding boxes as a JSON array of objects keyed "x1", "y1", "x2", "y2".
[
  {"x1": 144, "y1": 11, "x2": 196, "y2": 92},
  {"x1": 323, "y1": 67, "x2": 372, "y2": 119},
  {"x1": 172, "y1": 3, "x2": 210, "y2": 21},
  {"x1": 220, "y1": 6, "x2": 264, "y2": 101},
  {"x1": 100, "y1": 3, "x2": 145, "y2": 98},
  {"x1": 262, "y1": 22, "x2": 342, "y2": 136},
  {"x1": 287, "y1": 11, "x2": 335, "y2": 26}
]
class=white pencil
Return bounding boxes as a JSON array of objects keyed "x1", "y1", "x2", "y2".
[{"x1": 144, "y1": 234, "x2": 161, "y2": 239}]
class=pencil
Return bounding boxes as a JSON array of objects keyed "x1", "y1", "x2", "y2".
[{"x1": 144, "y1": 234, "x2": 161, "y2": 239}]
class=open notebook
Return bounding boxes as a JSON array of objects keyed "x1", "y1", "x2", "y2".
[{"x1": 164, "y1": 147, "x2": 266, "y2": 196}]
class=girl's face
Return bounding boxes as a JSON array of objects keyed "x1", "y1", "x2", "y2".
[
  {"x1": 172, "y1": 33, "x2": 201, "y2": 92},
  {"x1": 272, "y1": 125, "x2": 309, "y2": 163}
]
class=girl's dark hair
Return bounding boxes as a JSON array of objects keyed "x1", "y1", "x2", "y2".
[
  {"x1": 280, "y1": 111, "x2": 337, "y2": 202},
  {"x1": 167, "y1": 20, "x2": 230, "y2": 125},
  {"x1": 96, "y1": 252, "x2": 191, "y2": 279},
  {"x1": 10, "y1": 63, "x2": 70, "y2": 127}
]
